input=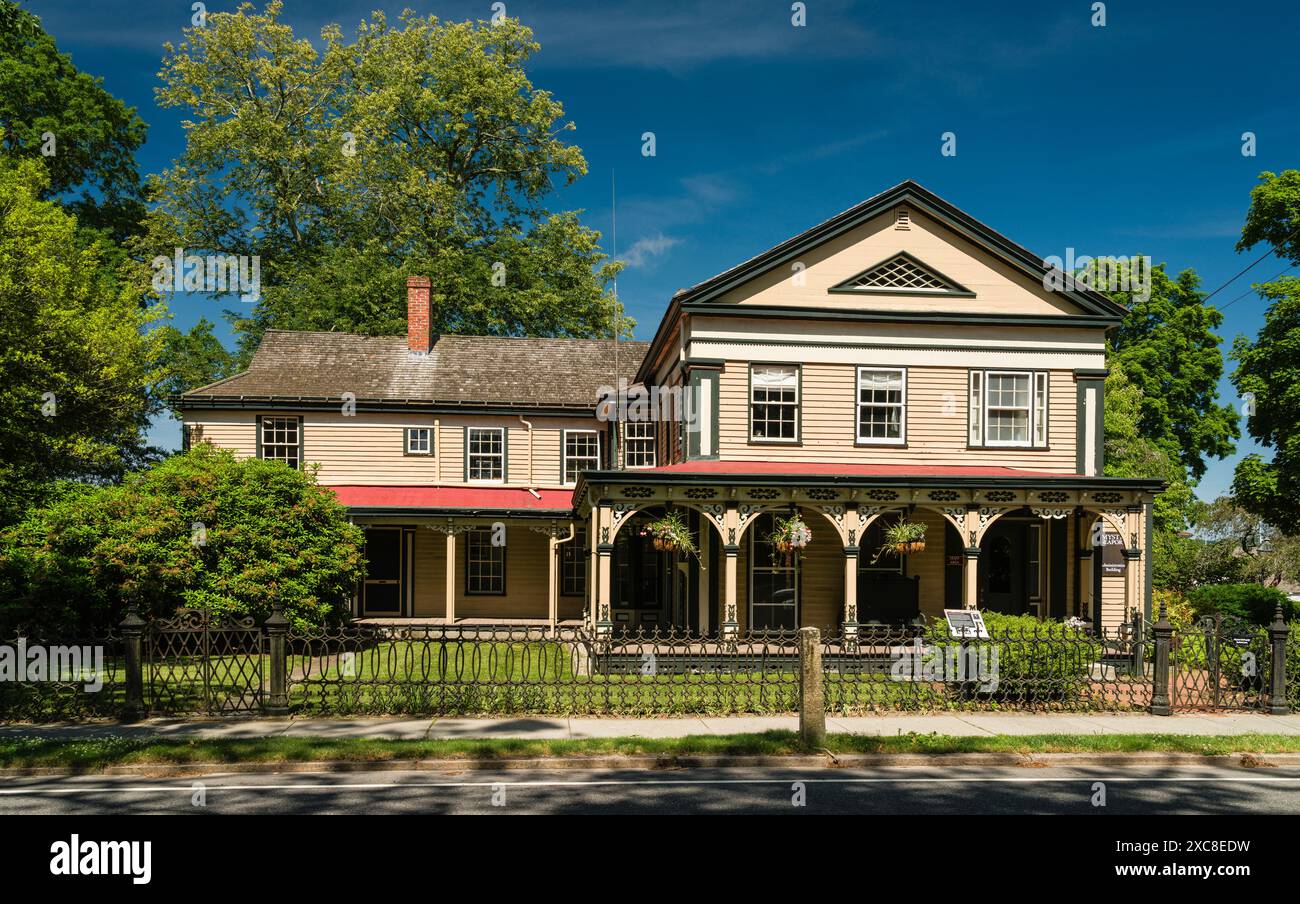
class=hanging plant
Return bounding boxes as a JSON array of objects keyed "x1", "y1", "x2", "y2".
[
  {"x1": 639, "y1": 509, "x2": 699, "y2": 559},
  {"x1": 878, "y1": 518, "x2": 927, "y2": 559},
  {"x1": 767, "y1": 514, "x2": 812, "y2": 566}
]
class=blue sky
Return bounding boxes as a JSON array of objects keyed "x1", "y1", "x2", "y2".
[{"x1": 26, "y1": 0, "x2": 1300, "y2": 497}]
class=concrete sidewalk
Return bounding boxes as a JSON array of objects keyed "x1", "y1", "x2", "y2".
[{"x1": 4, "y1": 711, "x2": 1300, "y2": 741}]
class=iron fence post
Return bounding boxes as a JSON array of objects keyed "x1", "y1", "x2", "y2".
[
  {"x1": 1150, "y1": 603, "x2": 1173, "y2": 716},
  {"x1": 798, "y1": 627, "x2": 825, "y2": 746},
  {"x1": 265, "y1": 603, "x2": 290, "y2": 715},
  {"x1": 1268, "y1": 603, "x2": 1290, "y2": 715},
  {"x1": 120, "y1": 608, "x2": 146, "y2": 719}
]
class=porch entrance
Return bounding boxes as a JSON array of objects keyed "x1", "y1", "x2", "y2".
[
  {"x1": 612, "y1": 511, "x2": 692, "y2": 631},
  {"x1": 978, "y1": 518, "x2": 1043, "y2": 616},
  {"x1": 360, "y1": 527, "x2": 405, "y2": 616}
]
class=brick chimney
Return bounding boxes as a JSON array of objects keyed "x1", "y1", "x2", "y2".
[{"x1": 406, "y1": 276, "x2": 432, "y2": 354}]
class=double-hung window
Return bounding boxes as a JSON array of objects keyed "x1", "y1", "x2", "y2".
[
  {"x1": 856, "y1": 367, "x2": 906, "y2": 444},
  {"x1": 750, "y1": 364, "x2": 799, "y2": 442},
  {"x1": 563, "y1": 430, "x2": 600, "y2": 484},
  {"x1": 969, "y1": 370, "x2": 1049, "y2": 447},
  {"x1": 466, "y1": 427, "x2": 505, "y2": 481},
  {"x1": 259, "y1": 416, "x2": 302, "y2": 468},
  {"x1": 561, "y1": 528, "x2": 587, "y2": 596},
  {"x1": 623, "y1": 420, "x2": 656, "y2": 468},
  {"x1": 465, "y1": 528, "x2": 505, "y2": 595},
  {"x1": 405, "y1": 427, "x2": 432, "y2": 455}
]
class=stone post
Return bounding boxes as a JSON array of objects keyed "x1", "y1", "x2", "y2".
[{"x1": 798, "y1": 627, "x2": 825, "y2": 746}]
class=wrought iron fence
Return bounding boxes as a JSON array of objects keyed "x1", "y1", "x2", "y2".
[
  {"x1": 287, "y1": 624, "x2": 802, "y2": 716},
  {"x1": 2, "y1": 608, "x2": 1297, "y2": 721},
  {"x1": 824, "y1": 622, "x2": 1153, "y2": 713},
  {"x1": 0, "y1": 631, "x2": 127, "y2": 720}
]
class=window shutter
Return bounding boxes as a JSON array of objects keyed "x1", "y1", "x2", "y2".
[
  {"x1": 1033, "y1": 372, "x2": 1049, "y2": 447},
  {"x1": 968, "y1": 371, "x2": 983, "y2": 446}
]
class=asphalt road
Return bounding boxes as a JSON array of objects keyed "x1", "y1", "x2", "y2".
[{"x1": 2, "y1": 764, "x2": 1300, "y2": 814}]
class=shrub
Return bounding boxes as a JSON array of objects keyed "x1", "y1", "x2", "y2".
[
  {"x1": 0, "y1": 445, "x2": 364, "y2": 633},
  {"x1": 1185, "y1": 583, "x2": 1295, "y2": 626},
  {"x1": 926, "y1": 612, "x2": 1102, "y2": 701}
]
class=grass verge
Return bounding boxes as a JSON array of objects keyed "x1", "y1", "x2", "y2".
[{"x1": 3, "y1": 731, "x2": 1300, "y2": 770}]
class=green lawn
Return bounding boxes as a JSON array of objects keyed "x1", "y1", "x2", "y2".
[{"x1": 3, "y1": 732, "x2": 1300, "y2": 771}]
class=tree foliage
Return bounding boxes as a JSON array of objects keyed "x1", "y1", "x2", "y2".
[
  {"x1": 0, "y1": 156, "x2": 164, "y2": 524},
  {"x1": 0, "y1": 0, "x2": 148, "y2": 241},
  {"x1": 0, "y1": 445, "x2": 364, "y2": 633},
  {"x1": 1108, "y1": 264, "x2": 1238, "y2": 480},
  {"x1": 147, "y1": 1, "x2": 624, "y2": 363},
  {"x1": 1231, "y1": 170, "x2": 1300, "y2": 532}
]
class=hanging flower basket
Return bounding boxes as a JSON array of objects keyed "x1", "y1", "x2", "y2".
[
  {"x1": 768, "y1": 514, "x2": 812, "y2": 566},
  {"x1": 879, "y1": 519, "x2": 927, "y2": 559},
  {"x1": 641, "y1": 510, "x2": 699, "y2": 559}
]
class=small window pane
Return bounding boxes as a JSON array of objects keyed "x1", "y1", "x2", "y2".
[
  {"x1": 466, "y1": 528, "x2": 505, "y2": 594},
  {"x1": 261, "y1": 417, "x2": 300, "y2": 469},
  {"x1": 406, "y1": 428, "x2": 431, "y2": 454},
  {"x1": 467, "y1": 428, "x2": 505, "y2": 481},
  {"x1": 563, "y1": 431, "x2": 600, "y2": 484}
]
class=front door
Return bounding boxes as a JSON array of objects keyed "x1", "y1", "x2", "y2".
[
  {"x1": 980, "y1": 522, "x2": 1027, "y2": 614},
  {"x1": 613, "y1": 516, "x2": 669, "y2": 629},
  {"x1": 361, "y1": 527, "x2": 404, "y2": 616}
]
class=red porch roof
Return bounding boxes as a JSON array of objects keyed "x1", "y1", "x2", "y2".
[{"x1": 327, "y1": 485, "x2": 574, "y2": 512}]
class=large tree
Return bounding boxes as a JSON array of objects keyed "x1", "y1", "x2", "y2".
[
  {"x1": 1107, "y1": 264, "x2": 1239, "y2": 480},
  {"x1": 147, "y1": 1, "x2": 623, "y2": 364},
  {"x1": 0, "y1": 156, "x2": 164, "y2": 524},
  {"x1": 0, "y1": 0, "x2": 148, "y2": 241},
  {"x1": 1231, "y1": 170, "x2": 1300, "y2": 532}
]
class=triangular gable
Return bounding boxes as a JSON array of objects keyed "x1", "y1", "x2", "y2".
[{"x1": 829, "y1": 250, "x2": 973, "y2": 297}]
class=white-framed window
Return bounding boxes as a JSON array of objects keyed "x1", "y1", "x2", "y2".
[
  {"x1": 623, "y1": 420, "x2": 656, "y2": 468},
  {"x1": 750, "y1": 364, "x2": 799, "y2": 442},
  {"x1": 562, "y1": 430, "x2": 600, "y2": 484},
  {"x1": 466, "y1": 427, "x2": 505, "y2": 482},
  {"x1": 969, "y1": 370, "x2": 1048, "y2": 448},
  {"x1": 561, "y1": 528, "x2": 587, "y2": 596},
  {"x1": 856, "y1": 367, "x2": 906, "y2": 444},
  {"x1": 465, "y1": 527, "x2": 505, "y2": 595},
  {"x1": 404, "y1": 427, "x2": 432, "y2": 455},
  {"x1": 259, "y1": 416, "x2": 301, "y2": 469}
]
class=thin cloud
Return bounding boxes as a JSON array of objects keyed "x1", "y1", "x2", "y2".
[{"x1": 621, "y1": 233, "x2": 682, "y2": 268}]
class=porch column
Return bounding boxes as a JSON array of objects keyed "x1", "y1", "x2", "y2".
[
  {"x1": 697, "y1": 521, "x2": 712, "y2": 635},
  {"x1": 721, "y1": 503, "x2": 739, "y2": 641},
  {"x1": 595, "y1": 505, "x2": 613, "y2": 642},
  {"x1": 444, "y1": 520, "x2": 456, "y2": 623},
  {"x1": 547, "y1": 524, "x2": 559, "y2": 629},
  {"x1": 1078, "y1": 513, "x2": 1094, "y2": 620},
  {"x1": 1123, "y1": 506, "x2": 1143, "y2": 625},
  {"x1": 962, "y1": 505, "x2": 980, "y2": 609},
  {"x1": 842, "y1": 504, "x2": 860, "y2": 649}
]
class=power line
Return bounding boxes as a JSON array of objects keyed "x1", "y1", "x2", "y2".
[
  {"x1": 1201, "y1": 223, "x2": 1300, "y2": 305},
  {"x1": 1219, "y1": 264, "x2": 1297, "y2": 311}
]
